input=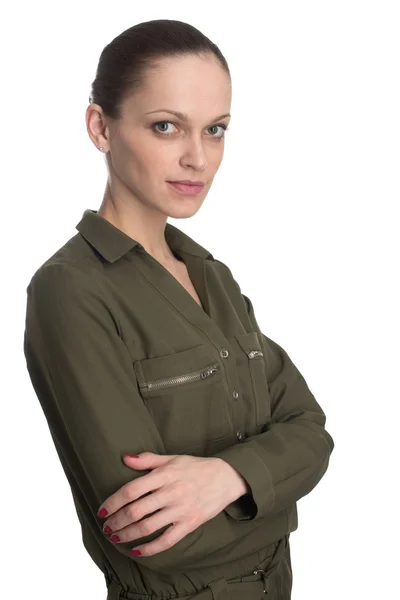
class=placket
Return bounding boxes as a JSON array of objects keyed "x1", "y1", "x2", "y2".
[{"x1": 126, "y1": 249, "x2": 246, "y2": 443}]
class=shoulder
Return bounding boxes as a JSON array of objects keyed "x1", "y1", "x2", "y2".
[
  {"x1": 28, "y1": 260, "x2": 95, "y2": 295},
  {"x1": 209, "y1": 256, "x2": 237, "y2": 282},
  {"x1": 209, "y1": 256, "x2": 244, "y2": 296},
  {"x1": 26, "y1": 261, "x2": 110, "y2": 325},
  {"x1": 210, "y1": 256, "x2": 232, "y2": 274},
  {"x1": 27, "y1": 228, "x2": 104, "y2": 289},
  {"x1": 24, "y1": 260, "x2": 121, "y2": 347},
  {"x1": 27, "y1": 223, "x2": 109, "y2": 297}
]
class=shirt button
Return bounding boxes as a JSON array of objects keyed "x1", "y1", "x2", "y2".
[
  {"x1": 220, "y1": 348, "x2": 229, "y2": 358},
  {"x1": 232, "y1": 389, "x2": 239, "y2": 400},
  {"x1": 236, "y1": 430, "x2": 244, "y2": 441}
]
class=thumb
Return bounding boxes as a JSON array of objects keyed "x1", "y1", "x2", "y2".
[{"x1": 123, "y1": 452, "x2": 174, "y2": 469}]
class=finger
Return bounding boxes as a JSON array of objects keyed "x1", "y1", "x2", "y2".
[
  {"x1": 107, "y1": 507, "x2": 177, "y2": 545},
  {"x1": 98, "y1": 469, "x2": 163, "y2": 518},
  {"x1": 102, "y1": 488, "x2": 169, "y2": 534},
  {"x1": 129, "y1": 520, "x2": 192, "y2": 557},
  {"x1": 123, "y1": 452, "x2": 178, "y2": 469}
]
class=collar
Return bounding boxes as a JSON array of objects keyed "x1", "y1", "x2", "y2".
[{"x1": 75, "y1": 209, "x2": 214, "y2": 263}]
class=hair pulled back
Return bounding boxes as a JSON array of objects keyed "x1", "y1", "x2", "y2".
[{"x1": 89, "y1": 19, "x2": 231, "y2": 120}]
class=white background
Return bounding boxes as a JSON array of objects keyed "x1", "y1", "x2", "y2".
[{"x1": 3, "y1": 1, "x2": 399, "y2": 598}]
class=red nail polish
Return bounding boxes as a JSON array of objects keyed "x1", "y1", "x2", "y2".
[
  {"x1": 98, "y1": 508, "x2": 108, "y2": 518},
  {"x1": 126, "y1": 455, "x2": 139, "y2": 458},
  {"x1": 130, "y1": 549, "x2": 142, "y2": 556},
  {"x1": 110, "y1": 534, "x2": 120, "y2": 543},
  {"x1": 103, "y1": 526, "x2": 113, "y2": 534}
]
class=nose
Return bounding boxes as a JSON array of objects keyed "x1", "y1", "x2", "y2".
[{"x1": 180, "y1": 136, "x2": 208, "y2": 171}]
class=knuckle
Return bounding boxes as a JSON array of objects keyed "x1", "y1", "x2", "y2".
[
  {"x1": 161, "y1": 530, "x2": 176, "y2": 549},
  {"x1": 123, "y1": 480, "x2": 141, "y2": 501},
  {"x1": 162, "y1": 468, "x2": 175, "y2": 483},
  {"x1": 128, "y1": 504, "x2": 141, "y2": 521},
  {"x1": 164, "y1": 534, "x2": 175, "y2": 549},
  {"x1": 188, "y1": 515, "x2": 201, "y2": 530},
  {"x1": 140, "y1": 519, "x2": 154, "y2": 535},
  {"x1": 121, "y1": 489, "x2": 133, "y2": 505}
]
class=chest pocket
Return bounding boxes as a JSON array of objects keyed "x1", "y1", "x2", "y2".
[
  {"x1": 133, "y1": 344, "x2": 230, "y2": 455},
  {"x1": 234, "y1": 331, "x2": 272, "y2": 427}
]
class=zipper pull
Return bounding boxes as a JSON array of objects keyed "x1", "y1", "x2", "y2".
[
  {"x1": 248, "y1": 349, "x2": 264, "y2": 359},
  {"x1": 200, "y1": 365, "x2": 218, "y2": 379},
  {"x1": 253, "y1": 568, "x2": 268, "y2": 593}
]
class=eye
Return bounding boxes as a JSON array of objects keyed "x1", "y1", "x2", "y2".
[
  {"x1": 151, "y1": 121, "x2": 230, "y2": 139},
  {"x1": 152, "y1": 121, "x2": 177, "y2": 135},
  {"x1": 206, "y1": 124, "x2": 230, "y2": 138}
]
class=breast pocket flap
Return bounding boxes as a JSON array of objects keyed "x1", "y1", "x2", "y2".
[
  {"x1": 234, "y1": 331, "x2": 264, "y2": 356},
  {"x1": 133, "y1": 344, "x2": 221, "y2": 398}
]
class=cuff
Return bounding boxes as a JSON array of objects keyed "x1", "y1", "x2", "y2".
[
  {"x1": 224, "y1": 491, "x2": 258, "y2": 521},
  {"x1": 214, "y1": 443, "x2": 275, "y2": 521}
]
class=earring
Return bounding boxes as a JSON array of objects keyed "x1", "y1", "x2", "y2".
[{"x1": 99, "y1": 147, "x2": 104, "y2": 152}]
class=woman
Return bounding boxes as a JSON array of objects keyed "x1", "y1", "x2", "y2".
[{"x1": 23, "y1": 19, "x2": 334, "y2": 599}]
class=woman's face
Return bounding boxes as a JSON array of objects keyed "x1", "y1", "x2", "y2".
[{"x1": 98, "y1": 54, "x2": 232, "y2": 219}]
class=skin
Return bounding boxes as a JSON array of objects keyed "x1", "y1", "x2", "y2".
[{"x1": 86, "y1": 54, "x2": 250, "y2": 558}]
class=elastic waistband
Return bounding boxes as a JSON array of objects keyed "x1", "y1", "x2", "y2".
[{"x1": 107, "y1": 534, "x2": 288, "y2": 600}]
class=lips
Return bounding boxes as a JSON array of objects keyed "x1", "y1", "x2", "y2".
[
  {"x1": 167, "y1": 181, "x2": 205, "y2": 195},
  {"x1": 168, "y1": 181, "x2": 205, "y2": 186}
]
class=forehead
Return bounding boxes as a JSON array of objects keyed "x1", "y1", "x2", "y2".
[{"x1": 124, "y1": 55, "x2": 231, "y2": 118}]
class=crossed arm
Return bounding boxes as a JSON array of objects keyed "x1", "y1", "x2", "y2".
[{"x1": 23, "y1": 263, "x2": 334, "y2": 573}]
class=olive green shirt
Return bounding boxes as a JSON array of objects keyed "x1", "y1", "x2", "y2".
[{"x1": 23, "y1": 208, "x2": 334, "y2": 597}]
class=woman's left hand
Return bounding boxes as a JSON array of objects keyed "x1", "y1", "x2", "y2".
[{"x1": 97, "y1": 452, "x2": 249, "y2": 557}]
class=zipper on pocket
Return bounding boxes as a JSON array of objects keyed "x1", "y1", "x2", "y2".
[
  {"x1": 247, "y1": 349, "x2": 264, "y2": 359},
  {"x1": 139, "y1": 363, "x2": 220, "y2": 392}
]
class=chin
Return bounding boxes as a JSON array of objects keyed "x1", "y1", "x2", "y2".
[
  {"x1": 162, "y1": 194, "x2": 206, "y2": 219},
  {"x1": 166, "y1": 203, "x2": 203, "y2": 219}
]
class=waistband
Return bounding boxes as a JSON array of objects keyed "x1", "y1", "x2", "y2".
[{"x1": 107, "y1": 534, "x2": 288, "y2": 600}]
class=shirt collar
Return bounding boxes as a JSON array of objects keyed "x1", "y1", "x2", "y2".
[{"x1": 75, "y1": 209, "x2": 214, "y2": 264}]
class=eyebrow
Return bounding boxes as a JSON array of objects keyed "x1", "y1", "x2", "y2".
[{"x1": 145, "y1": 109, "x2": 231, "y2": 122}]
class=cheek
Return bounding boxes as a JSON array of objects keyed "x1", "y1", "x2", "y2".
[
  {"x1": 112, "y1": 135, "x2": 138, "y2": 169},
  {"x1": 139, "y1": 148, "x2": 175, "y2": 181},
  {"x1": 211, "y1": 143, "x2": 225, "y2": 162},
  {"x1": 130, "y1": 136, "x2": 165, "y2": 164}
]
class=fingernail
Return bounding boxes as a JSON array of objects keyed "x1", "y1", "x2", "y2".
[
  {"x1": 110, "y1": 534, "x2": 120, "y2": 543},
  {"x1": 98, "y1": 508, "x2": 108, "y2": 518},
  {"x1": 103, "y1": 526, "x2": 113, "y2": 534},
  {"x1": 130, "y1": 548, "x2": 142, "y2": 556},
  {"x1": 126, "y1": 455, "x2": 139, "y2": 458}
]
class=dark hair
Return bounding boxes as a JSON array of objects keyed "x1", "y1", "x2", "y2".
[{"x1": 89, "y1": 19, "x2": 231, "y2": 120}]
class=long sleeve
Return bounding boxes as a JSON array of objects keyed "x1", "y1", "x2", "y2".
[
  {"x1": 217, "y1": 288, "x2": 335, "y2": 522},
  {"x1": 23, "y1": 262, "x2": 275, "y2": 574}
]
